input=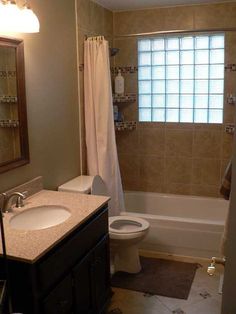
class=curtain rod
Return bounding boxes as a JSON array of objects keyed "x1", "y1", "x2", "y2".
[{"x1": 113, "y1": 28, "x2": 236, "y2": 38}]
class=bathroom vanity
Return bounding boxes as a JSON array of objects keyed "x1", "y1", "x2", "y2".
[{"x1": 0, "y1": 190, "x2": 111, "y2": 314}]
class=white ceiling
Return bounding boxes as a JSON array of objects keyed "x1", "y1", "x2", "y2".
[{"x1": 94, "y1": 0, "x2": 234, "y2": 11}]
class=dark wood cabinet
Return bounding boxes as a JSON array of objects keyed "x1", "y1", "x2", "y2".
[
  {"x1": 1, "y1": 206, "x2": 111, "y2": 314},
  {"x1": 73, "y1": 235, "x2": 110, "y2": 314}
]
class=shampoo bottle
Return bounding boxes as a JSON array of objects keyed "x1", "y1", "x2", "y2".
[{"x1": 115, "y1": 69, "x2": 124, "y2": 95}]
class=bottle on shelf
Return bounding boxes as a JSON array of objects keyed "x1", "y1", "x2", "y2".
[{"x1": 115, "y1": 69, "x2": 124, "y2": 95}]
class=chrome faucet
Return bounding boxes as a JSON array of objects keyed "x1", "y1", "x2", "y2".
[
  {"x1": 1, "y1": 191, "x2": 27, "y2": 213},
  {"x1": 207, "y1": 256, "x2": 226, "y2": 276}
]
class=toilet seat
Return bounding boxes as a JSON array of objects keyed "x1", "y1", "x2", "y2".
[{"x1": 109, "y1": 216, "x2": 149, "y2": 234}]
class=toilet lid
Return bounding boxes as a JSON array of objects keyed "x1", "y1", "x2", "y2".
[{"x1": 109, "y1": 216, "x2": 149, "y2": 234}]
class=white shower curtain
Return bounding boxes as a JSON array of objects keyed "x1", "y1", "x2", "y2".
[{"x1": 84, "y1": 36, "x2": 125, "y2": 216}]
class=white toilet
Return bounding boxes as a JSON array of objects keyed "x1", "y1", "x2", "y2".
[{"x1": 58, "y1": 175, "x2": 150, "y2": 274}]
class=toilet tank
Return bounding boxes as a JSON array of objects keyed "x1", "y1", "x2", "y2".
[
  {"x1": 91, "y1": 175, "x2": 108, "y2": 196},
  {"x1": 58, "y1": 175, "x2": 108, "y2": 196},
  {"x1": 58, "y1": 176, "x2": 94, "y2": 194}
]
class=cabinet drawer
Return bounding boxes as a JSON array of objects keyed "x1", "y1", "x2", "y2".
[
  {"x1": 37, "y1": 206, "x2": 108, "y2": 292},
  {"x1": 42, "y1": 274, "x2": 73, "y2": 314}
]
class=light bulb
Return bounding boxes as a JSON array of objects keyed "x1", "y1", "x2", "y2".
[
  {"x1": 19, "y1": 5, "x2": 40, "y2": 33},
  {"x1": 0, "y1": 1, "x2": 40, "y2": 33},
  {"x1": 0, "y1": 1, "x2": 21, "y2": 33}
]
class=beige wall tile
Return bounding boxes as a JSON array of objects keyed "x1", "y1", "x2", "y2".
[
  {"x1": 165, "y1": 157, "x2": 192, "y2": 184},
  {"x1": 165, "y1": 129, "x2": 193, "y2": 157},
  {"x1": 114, "y1": 38, "x2": 137, "y2": 66},
  {"x1": 165, "y1": 122, "x2": 194, "y2": 130},
  {"x1": 193, "y1": 2, "x2": 236, "y2": 30},
  {"x1": 118, "y1": 101, "x2": 138, "y2": 121},
  {"x1": 104, "y1": 9, "x2": 113, "y2": 37},
  {"x1": 164, "y1": 183, "x2": 192, "y2": 195},
  {"x1": 139, "y1": 128, "x2": 165, "y2": 157},
  {"x1": 139, "y1": 155, "x2": 164, "y2": 192},
  {"x1": 114, "y1": 9, "x2": 166, "y2": 35},
  {"x1": 163, "y1": 6, "x2": 194, "y2": 31},
  {"x1": 116, "y1": 130, "x2": 139, "y2": 154},
  {"x1": 221, "y1": 158, "x2": 231, "y2": 181},
  {"x1": 193, "y1": 123, "x2": 222, "y2": 131},
  {"x1": 139, "y1": 122, "x2": 165, "y2": 129},
  {"x1": 222, "y1": 133, "x2": 234, "y2": 159},
  {"x1": 191, "y1": 184, "x2": 220, "y2": 198},
  {"x1": 118, "y1": 153, "x2": 140, "y2": 190},
  {"x1": 225, "y1": 32, "x2": 236, "y2": 64},
  {"x1": 124, "y1": 73, "x2": 138, "y2": 94},
  {"x1": 224, "y1": 104, "x2": 236, "y2": 124},
  {"x1": 192, "y1": 158, "x2": 221, "y2": 185},
  {"x1": 193, "y1": 130, "x2": 222, "y2": 158},
  {"x1": 90, "y1": 1, "x2": 105, "y2": 35}
]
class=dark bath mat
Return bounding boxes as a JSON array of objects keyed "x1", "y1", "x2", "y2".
[{"x1": 111, "y1": 256, "x2": 198, "y2": 300}]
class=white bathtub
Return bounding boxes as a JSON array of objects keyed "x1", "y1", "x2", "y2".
[{"x1": 120, "y1": 191, "x2": 229, "y2": 258}]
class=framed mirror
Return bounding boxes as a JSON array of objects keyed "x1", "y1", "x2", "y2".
[{"x1": 0, "y1": 37, "x2": 29, "y2": 173}]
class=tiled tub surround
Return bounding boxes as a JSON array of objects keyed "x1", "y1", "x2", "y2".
[
  {"x1": 117, "y1": 123, "x2": 232, "y2": 197},
  {"x1": 112, "y1": 12, "x2": 236, "y2": 197},
  {"x1": 0, "y1": 189, "x2": 109, "y2": 262}
]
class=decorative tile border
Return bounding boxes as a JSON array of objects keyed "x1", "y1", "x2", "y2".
[
  {"x1": 111, "y1": 66, "x2": 138, "y2": 75},
  {"x1": 113, "y1": 93, "x2": 136, "y2": 103},
  {"x1": 226, "y1": 94, "x2": 236, "y2": 105},
  {"x1": 225, "y1": 64, "x2": 236, "y2": 71},
  {"x1": 225, "y1": 123, "x2": 235, "y2": 134},
  {"x1": 0, "y1": 70, "x2": 16, "y2": 78},
  {"x1": 0, "y1": 119, "x2": 19, "y2": 128},
  {"x1": 0, "y1": 95, "x2": 17, "y2": 103},
  {"x1": 115, "y1": 121, "x2": 137, "y2": 131},
  {"x1": 79, "y1": 65, "x2": 138, "y2": 74}
]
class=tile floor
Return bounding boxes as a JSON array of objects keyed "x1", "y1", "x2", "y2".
[{"x1": 107, "y1": 251, "x2": 223, "y2": 314}]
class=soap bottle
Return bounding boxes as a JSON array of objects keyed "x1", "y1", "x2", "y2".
[
  {"x1": 115, "y1": 69, "x2": 124, "y2": 95},
  {"x1": 113, "y1": 105, "x2": 119, "y2": 121}
]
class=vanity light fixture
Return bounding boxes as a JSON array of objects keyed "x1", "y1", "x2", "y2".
[{"x1": 0, "y1": 0, "x2": 40, "y2": 33}]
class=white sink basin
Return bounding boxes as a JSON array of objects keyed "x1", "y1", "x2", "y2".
[{"x1": 9, "y1": 205, "x2": 71, "y2": 230}]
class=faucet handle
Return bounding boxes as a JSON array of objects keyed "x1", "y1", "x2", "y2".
[
  {"x1": 22, "y1": 191, "x2": 28, "y2": 199},
  {"x1": 15, "y1": 192, "x2": 27, "y2": 208}
]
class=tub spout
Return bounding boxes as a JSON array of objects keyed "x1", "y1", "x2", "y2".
[{"x1": 207, "y1": 257, "x2": 226, "y2": 276}]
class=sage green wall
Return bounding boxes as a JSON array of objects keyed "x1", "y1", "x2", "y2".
[{"x1": 0, "y1": 0, "x2": 80, "y2": 192}]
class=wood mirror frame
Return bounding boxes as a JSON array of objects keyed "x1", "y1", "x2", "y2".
[{"x1": 0, "y1": 37, "x2": 29, "y2": 173}]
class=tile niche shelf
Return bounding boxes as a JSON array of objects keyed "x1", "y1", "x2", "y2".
[
  {"x1": 115, "y1": 121, "x2": 137, "y2": 131},
  {"x1": 0, "y1": 96, "x2": 17, "y2": 104},
  {"x1": 0, "y1": 120, "x2": 19, "y2": 128},
  {"x1": 113, "y1": 93, "x2": 136, "y2": 104}
]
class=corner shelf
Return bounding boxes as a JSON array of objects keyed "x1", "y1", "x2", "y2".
[
  {"x1": 0, "y1": 96, "x2": 17, "y2": 104},
  {"x1": 0, "y1": 120, "x2": 19, "y2": 128},
  {"x1": 113, "y1": 93, "x2": 136, "y2": 104},
  {"x1": 115, "y1": 121, "x2": 137, "y2": 131}
]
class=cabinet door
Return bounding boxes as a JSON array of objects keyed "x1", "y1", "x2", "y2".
[
  {"x1": 73, "y1": 250, "x2": 95, "y2": 314},
  {"x1": 94, "y1": 235, "x2": 111, "y2": 312},
  {"x1": 42, "y1": 274, "x2": 73, "y2": 314}
]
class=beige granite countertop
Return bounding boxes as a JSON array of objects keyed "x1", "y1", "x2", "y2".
[{"x1": 0, "y1": 190, "x2": 109, "y2": 263}]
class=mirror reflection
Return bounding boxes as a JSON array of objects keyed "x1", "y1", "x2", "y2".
[
  {"x1": 0, "y1": 45, "x2": 21, "y2": 164},
  {"x1": 0, "y1": 37, "x2": 29, "y2": 173}
]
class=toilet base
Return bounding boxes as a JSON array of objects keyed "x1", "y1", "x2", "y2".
[{"x1": 112, "y1": 244, "x2": 142, "y2": 274}]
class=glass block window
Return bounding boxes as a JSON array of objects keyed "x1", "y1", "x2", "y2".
[{"x1": 138, "y1": 34, "x2": 225, "y2": 123}]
